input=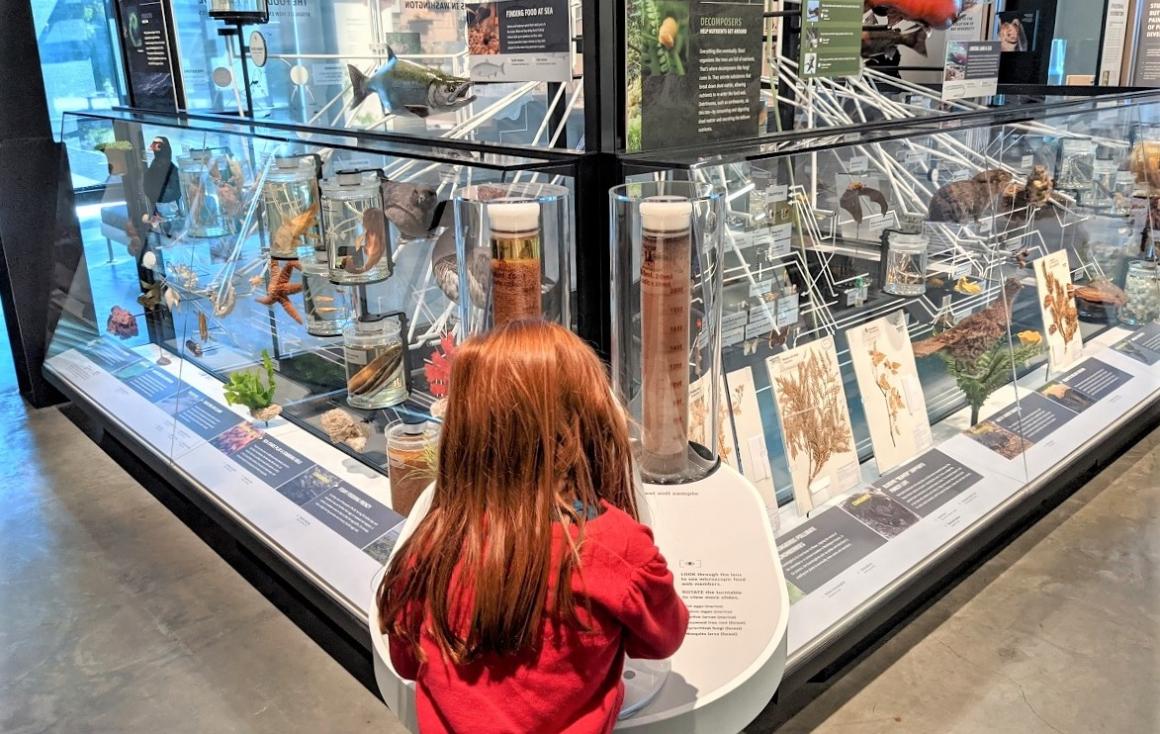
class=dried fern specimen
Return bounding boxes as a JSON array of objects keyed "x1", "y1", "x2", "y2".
[{"x1": 775, "y1": 348, "x2": 853, "y2": 486}]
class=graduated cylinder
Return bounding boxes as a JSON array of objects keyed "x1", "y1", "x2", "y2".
[{"x1": 610, "y1": 181, "x2": 724, "y2": 485}]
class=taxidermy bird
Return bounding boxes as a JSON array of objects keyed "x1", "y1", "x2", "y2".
[
  {"x1": 144, "y1": 136, "x2": 181, "y2": 214},
  {"x1": 912, "y1": 278, "x2": 1024, "y2": 361}
]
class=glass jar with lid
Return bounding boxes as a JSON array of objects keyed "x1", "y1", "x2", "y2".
[
  {"x1": 386, "y1": 417, "x2": 439, "y2": 517},
  {"x1": 321, "y1": 170, "x2": 393, "y2": 285},
  {"x1": 300, "y1": 256, "x2": 349, "y2": 337},
  {"x1": 343, "y1": 313, "x2": 408, "y2": 409},
  {"x1": 263, "y1": 155, "x2": 321, "y2": 260},
  {"x1": 882, "y1": 216, "x2": 928, "y2": 297},
  {"x1": 1121, "y1": 260, "x2": 1160, "y2": 326}
]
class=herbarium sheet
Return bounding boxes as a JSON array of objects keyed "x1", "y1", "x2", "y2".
[
  {"x1": 847, "y1": 310, "x2": 933, "y2": 473},
  {"x1": 766, "y1": 336, "x2": 860, "y2": 513}
]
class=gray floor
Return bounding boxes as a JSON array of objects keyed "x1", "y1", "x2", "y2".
[{"x1": 0, "y1": 325, "x2": 1157, "y2": 734}]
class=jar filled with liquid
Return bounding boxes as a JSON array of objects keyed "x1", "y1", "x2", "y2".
[
  {"x1": 488, "y1": 200, "x2": 542, "y2": 326},
  {"x1": 883, "y1": 229, "x2": 928, "y2": 297},
  {"x1": 1121, "y1": 260, "x2": 1160, "y2": 326},
  {"x1": 639, "y1": 197, "x2": 692, "y2": 482},
  {"x1": 178, "y1": 149, "x2": 232, "y2": 238},
  {"x1": 300, "y1": 257, "x2": 348, "y2": 337},
  {"x1": 322, "y1": 171, "x2": 392, "y2": 285},
  {"x1": 344, "y1": 315, "x2": 407, "y2": 409},
  {"x1": 263, "y1": 155, "x2": 320, "y2": 260},
  {"x1": 386, "y1": 418, "x2": 439, "y2": 517}
]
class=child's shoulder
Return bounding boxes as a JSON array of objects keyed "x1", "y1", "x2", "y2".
[{"x1": 581, "y1": 503, "x2": 661, "y2": 572}]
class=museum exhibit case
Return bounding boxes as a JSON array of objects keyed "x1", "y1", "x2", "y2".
[
  {"x1": 43, "y1": 107, "x2": 583, "y2": 634},
  {"x1": 20, "y1": 0, "x2": 1160, "y2": 730},
  {"x1": 617, "y1": 90, "x2": 1160, "y2": 688}
]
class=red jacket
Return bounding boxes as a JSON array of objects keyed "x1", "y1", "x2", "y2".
[{"x1": 388, "y1": 502, "x2": 689, "y2": 734}]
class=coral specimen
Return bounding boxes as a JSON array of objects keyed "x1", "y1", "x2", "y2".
[
  {"x1": 423, "y1": 332, "x2": 458, "y2": 399},
  {"x1": 224, "y1": 350, "x2": 281, "y2": 423},
  {"x1": 106, "y1": 306, "x2": 138, "y2": 339},
  {"x1": 321, "y1": 408, "x2": 371, "y2": 452},
  {"x1": 775, "y1": 348, "x2": 853, "y2": 486},
  {"x1": 256, "y1": 259, "x2": 305, "y2": 324}
]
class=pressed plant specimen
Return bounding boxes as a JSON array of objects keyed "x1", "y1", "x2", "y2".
[
  {"x1": 1041, "y1": 269, "x2": 1079, "y2": 346},
  {"x1": 775, "y1": 347, "x2": 854, "y2": 487},
  {"x1": 869, "y1": 343, "x2": 905, "y2": 447}
]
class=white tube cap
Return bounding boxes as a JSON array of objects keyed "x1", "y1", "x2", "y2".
[
  {"x1": 489, "y1": 201, "x2": 541, "y2": 234},
  {"x1": 640, "y1": 197, "x2": 693, "y2": 232}
]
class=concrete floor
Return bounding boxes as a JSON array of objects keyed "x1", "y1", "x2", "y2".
[{"x1": 0, "y1": 321, "x2": 1157, "y2": 733}]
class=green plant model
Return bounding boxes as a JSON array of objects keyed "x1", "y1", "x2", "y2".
[
  {"x1": 224, "y1": 350, "x2": 277, "y2": 414},
  {"x1": 938, "y1": 332, "x2": 1043, "y2": 426}
]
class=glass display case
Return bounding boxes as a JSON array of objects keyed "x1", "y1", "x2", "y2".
[
  {"x1": 35, "y1": 81, "x2": 1160, "y2": 734},
  {"x1": 43, "y1": 108, "x2": 582, "y2": 622},
  {"x1": 619, "y1": 91, "x2": 1160, "y2": 678}
]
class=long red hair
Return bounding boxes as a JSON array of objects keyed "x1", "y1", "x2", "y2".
[{"x1": 377, "y1": 320, "x2": 638, "y2": 664}]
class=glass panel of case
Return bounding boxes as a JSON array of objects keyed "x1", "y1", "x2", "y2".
[
  {"x1": 619, "y1": 93, "x2": 1160, "y2": 655},
  {"x1": 45, "y1": 109, "x2": 579, "y2": 611}
]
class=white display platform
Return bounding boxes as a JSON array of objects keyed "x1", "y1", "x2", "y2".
[{"x1": 371, "y1": 464, "x2": 790, "y2": 734}]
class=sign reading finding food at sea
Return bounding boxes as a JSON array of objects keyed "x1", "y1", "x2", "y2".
[{"x1": 466, "y1": 0, "x2": 571, "y2": 83}]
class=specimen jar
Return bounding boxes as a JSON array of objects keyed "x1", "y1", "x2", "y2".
[
  {"x1": 322, "y1": 170, "x2": 392, "y2": 285},
  {"x1": 344, "y1": 313, "x2": 408, "y2": 409},
  {"x1": 1121, "y1": 260, "x2": 1160, "y2": 326},
  {"x1": 386, "y1": 417, "x2": 439, "y2": 517},
  {"x1": 300, "y1": 256, "x2": 349, "y2": 337},
  {"x1": 263, "y1": 155, "x2": 320, "y2": 260},
  {"x1": 882, "y1": 228, "x2": 929, "y2": 297}
]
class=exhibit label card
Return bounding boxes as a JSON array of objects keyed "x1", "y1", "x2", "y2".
[
  {"x1": 636, "y1": 0, "x2": 763, "y2": 150},
  {"x1": 799, "y1": 0, "x2": 862, "y2": 79},
  {"x1": 766, "y1": 336, "x2": 860, "y2": 513},
  {"x1": 1112, "y1": 322, "x2": 1160, "y2": 366},
  {"x1": 942, "y1": 41, "x2": 1001, "y2": 101},
  {"x1": 467, "y1": 0, "x2": 571, "y2": 83},
  {"x1": 847, "y1": 311, "x2": 933, "y2": 473},
  {"x1": 1034, "y1": 251, "x2": 1084, "y2": 371}
]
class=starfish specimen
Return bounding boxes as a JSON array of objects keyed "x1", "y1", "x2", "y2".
[{"x1": 256, "y1": 259, "x2": 305, "y2": 324}]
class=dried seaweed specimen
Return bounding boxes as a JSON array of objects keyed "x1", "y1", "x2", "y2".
[
  {"x1": 1041, "y1": 269, "x2": 1079, "y2": 346},
  {"x1": 256, "y1": 259, "x2": 305, "y2": 324},
  {"x1": 840, "y1": 182, "x2": 889, "y2": 225},
  {"x1": 774, "y1": 348, "x2": 853, "y2": 486},
  {"x1": 869, "y1": 344, "x2": 905, "y2": 447},
  {"x1": 914, "y1": 278, "x2": 1023, "y2": 361}
]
